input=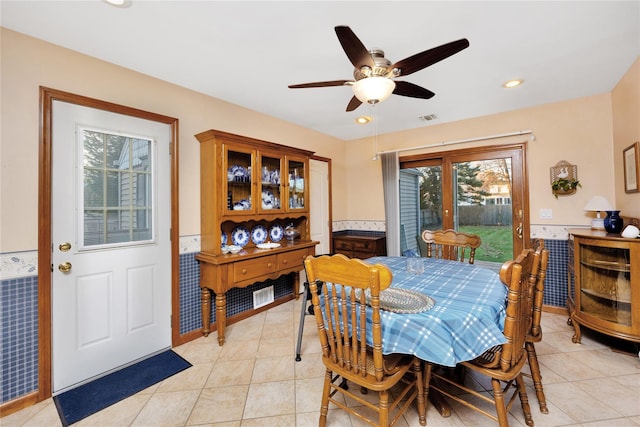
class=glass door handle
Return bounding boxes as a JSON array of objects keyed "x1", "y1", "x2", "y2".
[{"x1": 516, "y1": 223, "x2": 523, "y2": 239}]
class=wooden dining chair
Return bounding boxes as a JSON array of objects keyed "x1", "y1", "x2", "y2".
[
  {"x1": 420, "y1": 229, "x2": 482, "y2": 264},
  {"x1": 304, "y1": 254, "x2": 427, "y2": 427},
  {"x1": 424, "y1": 247, "x2": 541, "y2": 427},
  {"x1": 525, "y1": 240, "x2": 550, "y2": 413}
]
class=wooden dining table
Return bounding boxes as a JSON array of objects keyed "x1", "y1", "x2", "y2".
[{"x1": 364, "y1": 256, "x2": 508, "y2": 416}]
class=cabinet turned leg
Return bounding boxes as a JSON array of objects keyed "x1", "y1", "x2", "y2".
[
  {"x1": 294, "y1": 272, "x2": 300, "y2": 300},
  {"x1": 201, "y1": 287, "x2": 211, "y2": 337},
  {"x1": 570, "y1": 314, "x2": 582, "y2": 344},
  {"x1": 216, "y1": 293, "x2": 227, "y2": 346}
]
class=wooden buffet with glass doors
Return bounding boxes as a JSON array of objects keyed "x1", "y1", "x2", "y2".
[
  {"x1": 195, "y1": 129, "x2": 317, "y2": 345},
  {"x1": 567, "y1": 228, "x2": 640, "y2": 347}
]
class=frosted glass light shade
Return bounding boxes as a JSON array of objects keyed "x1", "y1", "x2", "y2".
[{"x1": 352, "y1": 77, "x2": 396, "y2": 104}]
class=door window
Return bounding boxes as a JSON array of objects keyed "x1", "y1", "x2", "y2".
[{"x1": 80, "y1": 127, "x2": 154, "y2": 248}]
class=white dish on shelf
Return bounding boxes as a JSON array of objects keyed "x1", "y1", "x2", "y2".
[
  {"x1": 227, "y1": 245, "x2": 243, "y2": 254},
  {"x1": 256, "y1": 242, "x2": 281, "y2": 249}
]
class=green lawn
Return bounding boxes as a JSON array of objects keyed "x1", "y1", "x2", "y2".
[{"x1": 458, "y1": 225, "x2": 513, "y2": 263}]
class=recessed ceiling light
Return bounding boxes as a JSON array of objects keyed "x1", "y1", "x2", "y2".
[
  {"x1": 103, "y1": 0, "x2": 132, "y2": 7},
  {"x1": 503, "y1": 79, "x2": 523, "y2": 88},
  {"x1": 355, "y1": 116, "x2": 371, "y2": 125}
]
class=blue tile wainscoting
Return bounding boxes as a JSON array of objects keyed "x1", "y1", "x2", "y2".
[
  {"x1": 541, "y1": 238, "x2": 570, "y2": 307},
  {"x1": 178, "y1": 250, "x2": 294, "y2": 335},
  {"x1": 0, "y1": 275, "x2": 39, "y2": 403},
  {"x1": 1, "y1": 225, "x2": 574, "y2": 405}
]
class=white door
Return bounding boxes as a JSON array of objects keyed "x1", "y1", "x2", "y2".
[
  {"x1": 310, "y1": 159, "x2": 330, "y2": 255},
  {"x1": 51, "y1": 101, "x2": 171, "y2": 393}
]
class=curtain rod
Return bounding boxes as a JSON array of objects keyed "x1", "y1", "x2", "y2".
[{"x1": 377, "y1": 130, "x2": 534, "y2": 155}]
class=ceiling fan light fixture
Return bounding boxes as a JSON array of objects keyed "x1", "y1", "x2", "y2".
[{"x1": 352, "y1": 77, "x2": 396, "y2": 104}]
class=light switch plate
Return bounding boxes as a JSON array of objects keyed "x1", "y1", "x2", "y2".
[{"x1": 540, "y1": 209, "x2": 553, "y2": 219}]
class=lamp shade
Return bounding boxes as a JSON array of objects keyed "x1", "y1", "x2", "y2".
[
  {"x1": 584, "y1": 196, "x2": 613, "y2": 230},
  {"x1": 584, "y1": 196, "x2": 613, "y2": 212},
  {"x1": 352, "y1": 77, "x2": 396, "y2": 104}
]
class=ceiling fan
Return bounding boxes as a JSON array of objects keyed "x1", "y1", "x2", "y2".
[{"x1": 289, "y1": 26, "x2": 470, "y2": 112}]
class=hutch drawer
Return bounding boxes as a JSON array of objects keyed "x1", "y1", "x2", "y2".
[
  {"x1": 233, "y1": 255, "x2": 277, "y2": 282},
  {"x1": 277, "y1": 249, "x2": 309, "y2": 270}
]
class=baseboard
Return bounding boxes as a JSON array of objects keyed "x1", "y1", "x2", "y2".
[
  {"x1": 0, "y1": 390, "x2": 40, "y2": 418},
  {"x1": 176, "y1": 293, "x2": 296, "y2": 346},
  {"x1": 542, "y1": 304, "x2": 569, "y2": 315}
]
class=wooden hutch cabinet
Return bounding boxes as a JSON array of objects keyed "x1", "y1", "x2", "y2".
[
  {"x1": 195, "y1": 129, "x2": 318, "y2": 345},
  {"x1": 567, "y1": 228, "x2": 640, "y2": 345}
]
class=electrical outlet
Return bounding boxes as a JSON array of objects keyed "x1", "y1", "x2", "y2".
[{"x1": 540, "y1": 209, "x2": 553, "y2": 219}]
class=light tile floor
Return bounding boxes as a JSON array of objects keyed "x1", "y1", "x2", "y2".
[{"x1": 3, "y1": 299, "x2": 640, "y2": 426}]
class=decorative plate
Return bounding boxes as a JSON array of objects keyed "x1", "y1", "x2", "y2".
[
  {"x1": 256, "y1": 242, "x2": 281, "y2": 249},
  {"x1": 221, "y1": 232, "x2": 227, "y2": 246},
  {"x1": 231, "y1": 226, "x2": 250, "y2": 247},
  {"x1": 251, "y1": 225, "x2": 268, "y2": 245},
  {"x1": 269, "y1": 223, "x2": 284, "y2": 242},
  {"x1": 364, "y1": 288, "x2": 435, "y2": 314}
]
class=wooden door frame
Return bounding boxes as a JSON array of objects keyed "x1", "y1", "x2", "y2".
[{"x1": 37, "y1": 87, "x2": 180, "y2": 401}]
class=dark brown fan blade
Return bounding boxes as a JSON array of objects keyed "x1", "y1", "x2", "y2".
[
  {"x1": 346, "y1": 96, "x2": 362, "y2": 112},
  {"x1": 335, "y1": 26, "x2": 375, "y2": 70},
  {"x1": 392, "y1": 39, "x2": 469, "y2": 77},
  {"x1": 393, "y1": 81, "x2": 435, "y2": 99},
  {"x1": 289, "y1": 80, "x2": 352, "y2": 89}
]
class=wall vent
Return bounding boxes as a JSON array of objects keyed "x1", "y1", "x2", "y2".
[{"x1": 253, "y1": 286, "x2": 274, "y2": 309}]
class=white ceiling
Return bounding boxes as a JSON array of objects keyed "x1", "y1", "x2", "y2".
[{"x1": 2, "y1": 1, "x2": 639, "y2": 141}]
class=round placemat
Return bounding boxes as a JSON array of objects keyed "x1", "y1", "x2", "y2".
[{"x1": 370, "y1": 288, "x2": 435, "y2": 314}]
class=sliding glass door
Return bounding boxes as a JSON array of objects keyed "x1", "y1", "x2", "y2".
[{"x1": 400, "y1": 144, "x2": 529, "y2": 268}]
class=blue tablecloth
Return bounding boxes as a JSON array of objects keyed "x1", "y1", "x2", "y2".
[{"x1": 365, "y1": 256, "x2": 508, "y2": 367}]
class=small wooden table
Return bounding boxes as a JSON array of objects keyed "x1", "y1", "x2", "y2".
[
  {"x1": 196, "y1": 241, "x2": 317, "y2": 345},
  {"x1": 333, "y1": 233, "x2": 386, "y2": 259}
]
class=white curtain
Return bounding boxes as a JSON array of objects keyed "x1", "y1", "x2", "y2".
[{"x1": 381, "y1": 152, "x2": 401, "y2": 256}]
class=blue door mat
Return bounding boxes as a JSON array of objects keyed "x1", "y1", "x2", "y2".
[{"x1": 53, "y1": 350, "x2": 191, "y2": 426}]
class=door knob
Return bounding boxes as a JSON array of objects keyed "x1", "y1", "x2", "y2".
[
  {"x1": 58, "y1": 262, "x2": 72, "y2": 273},
  {"x1": 59, "y1": 242, "x2": 71, "y2": 252}
]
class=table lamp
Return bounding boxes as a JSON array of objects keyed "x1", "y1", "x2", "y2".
[{"x1": 584, "y1": 196, "x2": 613, "y2": 230}]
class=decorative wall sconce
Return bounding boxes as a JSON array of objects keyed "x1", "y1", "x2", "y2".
[{"x1": 550, "y1": 160, "x2": 580, "y2": 198}]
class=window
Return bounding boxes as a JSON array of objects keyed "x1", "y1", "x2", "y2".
[{"x1": 81, "y1": 128, "x2": 154, "y2": 247}]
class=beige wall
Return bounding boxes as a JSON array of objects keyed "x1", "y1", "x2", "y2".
[
  {"x1": 346, "y1": 93, "x2": 618, "y2": 227},
  {"x1": 1, "y1": 27, "x2": 638, "y2": 253},
  {"x1": 612, "y1": 58, "x2": 640, "y2": 218},
  {"x1": 0, "y1": 28, "x2": 346, "y2": 252}
]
